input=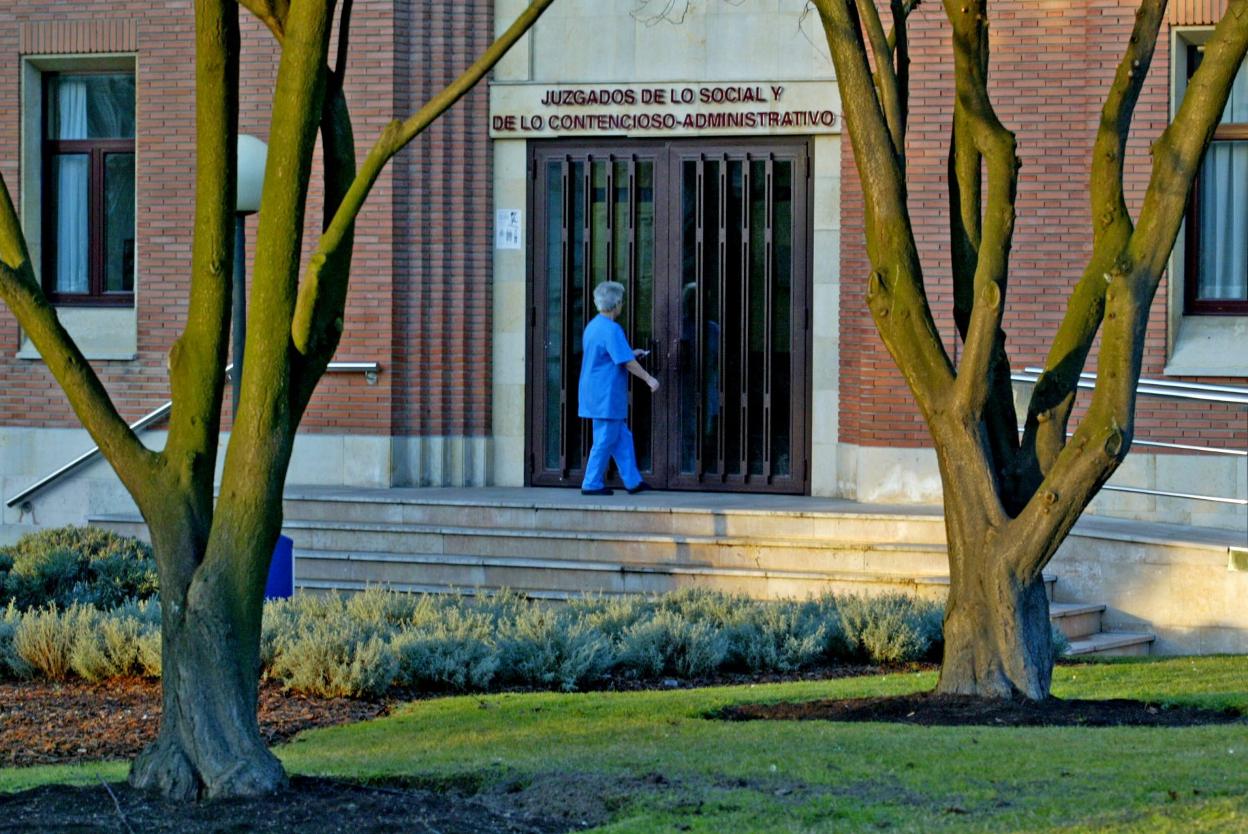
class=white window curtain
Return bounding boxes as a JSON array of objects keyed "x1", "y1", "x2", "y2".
[
  {"x1": 1198, "y1": 142, "x2": 1248, "y2": 300},
  {"x1": 1195, "y1": 57, "x2": 1248, "y2": 302},
  {"x1": 55, "y1": 79, "x2": 89, "y2": 294}
]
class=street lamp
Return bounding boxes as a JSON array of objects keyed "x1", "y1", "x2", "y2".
[{"x1": 233, "y1": 134, "x2": 267, "y2": 418}]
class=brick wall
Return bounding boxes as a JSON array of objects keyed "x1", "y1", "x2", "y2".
[
  {"x1": 0, "y1": 0, "x2": 493, "y2": 442},
  {"x1": 838, "y1": 0, "x2": 1247, "y2": 455},
  {"x1": 392, "y1": 0, "x2": 494, "y2": 438}
]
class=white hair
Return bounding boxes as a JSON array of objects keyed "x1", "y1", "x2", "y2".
[{"x1": 593, "y1": 281, "x2": 625, "y2": 313}]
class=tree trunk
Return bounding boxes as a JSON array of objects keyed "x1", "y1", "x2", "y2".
[
  {"x1": 936, "y1": 535, "x2": 1054, "y2": 700},
  {"x1": 129, "y1": 518, "x2": 284, "y2": 800}
]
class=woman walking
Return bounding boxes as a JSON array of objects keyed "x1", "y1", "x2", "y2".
[{"x1": 578, "y1": 281, "x2": 659, "y2": 496}]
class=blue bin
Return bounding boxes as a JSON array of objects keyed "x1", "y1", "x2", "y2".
[{"x1": 265, "y1": 534, "x2": 294, "y2": 599}]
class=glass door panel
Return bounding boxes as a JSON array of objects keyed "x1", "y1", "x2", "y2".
[
  {"x1": 670, "y1": 147, "x2": 805, "y2": 491},
  {"x1": 529, "y1": 140, "x2": 807, "y2": 493},
  {"x1": 531, "y1": 146, "x2": 661, "y2": 487}
]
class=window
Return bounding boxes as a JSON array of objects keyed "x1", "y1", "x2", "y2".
[
  {"x1": 1185, "y1": 46, "x2": 1248, "y2": 315},
  {"x1": 41, "y1": 72, "x2": 135, "y2": 305}
]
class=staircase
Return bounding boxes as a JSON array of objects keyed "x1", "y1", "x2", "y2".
[{"x1": 91, "y1": 485, "x2": 1155, "y2": 657}]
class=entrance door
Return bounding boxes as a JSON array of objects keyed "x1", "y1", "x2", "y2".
[{"x1": 527, "y1": 139, "x2": 809, "y2": 493}]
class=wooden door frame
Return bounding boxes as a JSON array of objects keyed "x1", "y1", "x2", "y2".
[{"x1": 524, "y1": 136, "x2": 813, "y2": 495}]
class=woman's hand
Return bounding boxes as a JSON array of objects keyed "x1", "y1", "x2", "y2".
[{"x1": 646, "y1": 375, "x2": 660, "y2": 393}]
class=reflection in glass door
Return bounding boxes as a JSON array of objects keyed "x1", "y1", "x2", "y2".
[
  {"x1": 674, "y1": 151, "x2": 800, "y2": 489},
  {"x1": 528, "y1": 139, "x2": 809, "y2": 494},
  {"x1": 531, "y1": 147, "x2": 661, "y2": 484}
]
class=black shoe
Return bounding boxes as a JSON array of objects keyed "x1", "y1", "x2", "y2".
[
  {"x1": 626, "y1": 481, "x2": 654, "y2": 495},
  {"x1": 581, "y1": 487, "x2": 614, "y2": 496}
]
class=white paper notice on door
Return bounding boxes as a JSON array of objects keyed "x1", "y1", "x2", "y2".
[{"x1": 495, "y1": 209, "x2": 522, "y2": 250}]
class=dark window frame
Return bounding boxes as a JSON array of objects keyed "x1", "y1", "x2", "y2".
[
  {"x1": 1184, "y1": 44, "x2": 1248, "y2": 316},
  {"x1": 40, "y1": 71, "x2": 136, "y2": 307}
]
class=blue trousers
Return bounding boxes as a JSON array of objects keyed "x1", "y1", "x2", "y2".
[{"x1": 582, "y1": 418, "x2": 642, "y2": 491}]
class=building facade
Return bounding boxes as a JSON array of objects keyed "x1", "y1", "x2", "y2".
[{"x1": 0, "y1": 0, "x2": 1244, "y2": 541}]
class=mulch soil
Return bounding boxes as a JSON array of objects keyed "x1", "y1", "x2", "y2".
[
  {"x1": 0, "y1": 678, "x2": 386, "y2": 768},
  {"x1": 0, "y1": 774, "x2": 599, "y2": 833},
  {"x1": 713, "y1": 692, "x2": 1248, "y2": 727},
  {"x1": 0, "y1": 666, "x2": 901, "y2": 770},
  {"x1": 4, "y1": 668, "x2": 1244, "y2": 832}
]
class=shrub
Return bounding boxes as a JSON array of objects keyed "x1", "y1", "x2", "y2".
[
  {"x1": 566, "y1": 593, "x2": 649, "y2": 640},
  {"x1": 727, "y1": 599, "x2": 833, "y2": 673},
  {"x1": 345, "y1": 585, "x2": 423, "y2": 628},
  {"x1": 1051, "y1": 624, "x2": 1072, "y2": 657},
  {"x1": 392, "y1": 608, "x2": 499, "y2": 691},
  {"x1": 656, "y1": 587, "x2": 745, "y2": 627},
  {"x1": 70, "y1": 609, "x2": 147, "y2": 682},
  {"x1": 617, "y1": 608, "x2": 730, "y2": 678},
  {"x1": 0, "y1": 584, "x2": 968, "y2": 695},
  {"x1": 0, "y1": 526, "x2": 156, "y2": 611},
  {"x1": 12, "y1": 604, "x2": 93, "y2": 680},
  {"x1": 496, "y1": 606, "x2": 614, "y2": 691},
  {"x1": 137, "y1": 628, "x2": 163, "y2": 678},
  {"x1": 0, "y1": 601, "x2": 27, "y2": 679},
  {"x1": 837, "y1": 593, "x2": 943, "y2": 664},
  {"x1": 268, "y1": 617, "x2": 398, "y2": 698},
  {"x1": 2, "y1": 550, "x2": 81, "y2": 611}
]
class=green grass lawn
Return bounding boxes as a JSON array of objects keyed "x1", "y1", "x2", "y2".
[{"x1": 3, "y1": 656, "x2": 1247, "y2": 833}]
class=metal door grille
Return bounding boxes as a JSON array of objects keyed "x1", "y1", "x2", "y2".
[{"x1": 528, "y1": 139, "x2": 809, "y2": 494}]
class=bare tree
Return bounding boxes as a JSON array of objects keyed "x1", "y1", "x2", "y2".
[
  {"x1": 0, "y1": 0, "x2": 555, "y2": 800},
  {"x1": 811, "y1": 0, "x2": 1248, "y2": 698}
]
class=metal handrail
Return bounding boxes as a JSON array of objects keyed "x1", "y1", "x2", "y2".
[
  {"x1": 1010, "y1": 367, "x2": 1247, "y2": 507},
  {"x1": 5, "y1": 361, "x2": 382, "y2": 509},
  {"x1": 1014, "y1": 367, "x2": 1248, "y2": 405}
]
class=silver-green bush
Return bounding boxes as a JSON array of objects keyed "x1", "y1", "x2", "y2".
[
  {"x1": 728, "y1": 598, "x2": 835, "y2": 673},
  {"x1": 71, "y1": 609, "x2": 146, "y2": 682},
  {"x1": 617, "y1": 608, "x2": 730, "y2": 678},
  {"x1": 0, "y1": 586, "x2": 967, "y2": 695},
  {"x1": 0, "y1": 601, "x2": 28, "y2": 678},
  {"x1": 268, "y1": 617, "x2": 398, "y2": 698},
  {"x1": 12, "y1": 604, "x2": 88, "y2": 680},
  {"x1": 837, "y1": 593, "x2": 943, "y2": 664},
  {"x1": 391, "y1": 607, "x2": 500, "y2": 691},
  {"x1": 0, "y1": 526, "x2": 157, "y2": 611},
  {"x1": 496, "y1": 605, "x2": 614, "y2": 691}
]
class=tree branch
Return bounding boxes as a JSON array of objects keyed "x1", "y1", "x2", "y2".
[
  {"x1": 239, "y1": 0, "x2": 333, "y2": 403},
  {"x1": 0, "y1": 177, "x2": 160, "y2": 503},
  {"x1": 945, "y1": 0, "x2": 1017, "y2": 423},
  {"x1": 854, "y1": 0, "x2": 906, "y2": 159},
  {"x1": 163, "y1": 0, "x2": 240, "y2": 545},
  {"x1": 290, "y1": 77, "x2": 355, "y2": 419},
  {"x1": 333, "y1": 0, "x2": 352, "y2": 80},
  {"x1": 238, "y1": 0, "x2": 288, "y2": 42},
  {"x1": 1018, "y1": 0, "x2": 1166, "y2": 487},
  {"x1": 814, "y1": 0, "x2": 955, "y2": 416},
  {"x1": 890, "y1": 0, "x2": 912, "y2": 143},
  {"x1": 1008, "y1": 0, "x2": 1248, "y2": 582},
  {"x1": 292, "y1": 0, "x2": 557, "y2": 361},
  {"x1": 886, "y1": 0, "x2": 921, "y2": 52},
  {"x1": 206, "y1": 0, "x2": 337, "y2": 599}
]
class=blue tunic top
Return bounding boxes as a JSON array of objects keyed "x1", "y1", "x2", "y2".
[{"x1": 578, "y1": 314, "x2": 635, "y2": 419}]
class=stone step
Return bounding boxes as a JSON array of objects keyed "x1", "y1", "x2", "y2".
[
  {"x1": 293, "y1": 547, "x2": 1057, "y2": 601},
  {"x1": 274, "y1": 519, "x2": 952, "y2": 575},
  {"x1": 1048, "y1": 602, "x2": 1106, "y2": 640},
  {"x1": 293, "y1": 548, "x2": 957, "y2": 601},
  {"x1": 92, "y1": 512, "x2": 1061, "y2": 602},
  {"x1": 280, "y1": 490, "x2": 950, "y2": 545},
  {"x1": 1066, "y1": 631, "x2": 1155, "y2": 657}
]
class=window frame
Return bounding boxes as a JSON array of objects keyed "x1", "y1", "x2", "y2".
[
  {"x1": 1183, "y1": 44, "x2": 1248, "y2": 316},
  {"x1": 39, "y1": 70, "x2": 136, "y2": 307}
]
